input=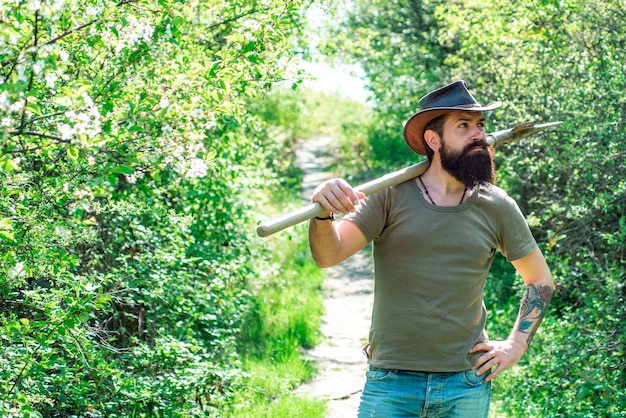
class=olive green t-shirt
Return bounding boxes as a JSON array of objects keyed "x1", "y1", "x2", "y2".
[{"x1": 344, "y1": 179, "x2": 537, "y2": 372}]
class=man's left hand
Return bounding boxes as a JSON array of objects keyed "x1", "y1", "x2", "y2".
[{"x1": 469, "y1": 338, "x2": 528, "y2": 381}]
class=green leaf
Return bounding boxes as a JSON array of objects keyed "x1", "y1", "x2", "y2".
[
  {"x1": 0, "y1": 157, "x2": 19, "y2": 172},
  {"x1": 0, "y1": 230, "x2": 15, "y2": 241},
  {"x1": 111, "y1": 165, "x2": 134, "y2": 175},
  {"x1": 64, "y1": 317, "x2": 76, "y2": 329},
  {"x1": 242, "y1": 41, "x2": 256, "y2": 53},
  {"x1": 106, "y1": 173, "x2": 118, "y2": 186},
  {"x1": 0, "y1": 218, "x2": 13, "y2": 229},
  {"x1": 95, "y1": 294, "x2": 112, "y2": 308},
  {"x1": 67, "y1": 146, "x2": 79, "y2": 161},
  {"x1": 103, "y1": 100, "x2": 114, "y2": 113},
  {"x1": 0, "y1": 218, "x2": 15, "y2": 241},
  {"x1": 26, "y1": 103, "x2": 42, "y2": 115},
  {"x1": 73, "y1": 83, "x2": 91, "y2": 98}
]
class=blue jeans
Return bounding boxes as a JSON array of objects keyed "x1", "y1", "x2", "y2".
[{"x1": 358, "y1": 367, "x2": 491, "y2": 417}]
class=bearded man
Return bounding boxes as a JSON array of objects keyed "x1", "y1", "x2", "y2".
[{"x1": 308, "y1": 80, "x2": 555, "y2": 417}]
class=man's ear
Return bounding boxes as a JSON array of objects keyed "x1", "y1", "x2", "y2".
[{"x1": 424, "y1": 129, "x2": 441, "y2": 152}]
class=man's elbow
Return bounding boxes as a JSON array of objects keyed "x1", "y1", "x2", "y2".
[
  {"x1": 312, "y1": 254, "x2": 337, "y2": 269},
  {"x1": 541, "y1": 271, "x2": 556, "y2": 290}
]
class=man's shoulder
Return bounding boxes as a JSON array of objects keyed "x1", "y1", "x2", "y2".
[
  {"x1": 479, "y1": 183, "x2": 510, "y2": 200},
  {"x1": 476, "y1": 184, "x2": 519, "y2": 210},
  {"x1": 373, "y1": 177, "x2": 416, "y2": 198}
]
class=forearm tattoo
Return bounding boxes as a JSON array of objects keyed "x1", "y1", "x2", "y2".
[{"x1": 517, "y1": 283, "x2": 554, "y2": 345}]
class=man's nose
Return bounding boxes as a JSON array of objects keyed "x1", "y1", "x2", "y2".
[{"x1": 471, "y1": 125, "x2": 487, "y2": 141}]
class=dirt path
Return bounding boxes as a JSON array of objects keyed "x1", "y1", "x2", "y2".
[{"x1": 293, "y1": 136, "x2": 374, "y2": 417}]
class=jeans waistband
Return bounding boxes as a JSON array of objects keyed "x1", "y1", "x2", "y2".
[{"x1": 369, "y1": 365, "x2": 463, "y2": 376}]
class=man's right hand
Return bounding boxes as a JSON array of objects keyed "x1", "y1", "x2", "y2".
[
  {"x1": 311, "y1": 178, "x2": 365, "y2": 215},
  {"x1": 309, "y1": 179, "x2": 369, "y2": 268}
]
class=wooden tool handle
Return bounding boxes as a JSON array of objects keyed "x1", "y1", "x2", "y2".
[
  {"x1": 256, "y1": 161, "x2": 429, "y2": 237},
  {"x1": 256, "y1": 121, "x2": 561, "y2": 237}
]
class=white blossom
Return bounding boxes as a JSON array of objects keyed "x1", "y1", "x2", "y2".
[
  {"x1": 26, "y1": 0, "x2": 42, "y2": 12},
  {"x1": 59, "y1": 123, "x2": 73, "y2": 140},
  {"x1": 0, "y1": 92, "x2": 10, "y2": 110},
  {"x1": 206, "y1": 113, "x2": 217, "y2": 129},
  {"x1": 9, "y1": 101, "x2": 24, "y2": 113},
  {"x1": 85, "y1": 5, "x2": 103, "y2": 17},
  {"x1": 51, "y1": 0, "x2": 65, "y2": 11},
  {"x1": 38, "y1": 44, "x2": 55, "y2": 58},
  {"x1": 8, "y1": 262, "x2": 25, "y2": 279},
  {"x1": 191, "y1": 108, "x2": 203, "y2": 118},
  {"x1": 161, "y1": 124, "x2": 173, "y2": 136},
  {"x1": 186, "y1": 158, "x2": 208, "y2": 178},
  {"x1": 54, "y1": 226, "x2": 71, "y2": 240},
  {"x1": 16, "y1": 64, "x2": 28, "y2": 83},
  {"x1": 61, "y1": 96, "x2": 102, "y2": 141},
  {"x1": 81, "y1": 92, "x2": 95, "y2": 108},
  {"x1": 114, "y1": 16, "x2": 155, "y2": 53},
  {"x1": 45, "y1": 72, "x2": 57, "y2": 88},
  {"x1": 73, "y1": 186, "x2": 92, "y2": 200},
  {"x1": 242, "y1": 19, "x2": 262, "y2": 32},
  {"x1": 174, "y1": 160, "x2": 186, "y2": 174}
]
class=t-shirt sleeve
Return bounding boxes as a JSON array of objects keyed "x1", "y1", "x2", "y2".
[
  {"x1": 498, "y1": 194, "x2": 538, "y2": 262},
  {"x1": 343, "y1": 189, "x2": 388, "y2": 242}
]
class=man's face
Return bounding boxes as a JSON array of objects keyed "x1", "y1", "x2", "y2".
[{"x1": 439, "y1": 112, "x2": 495, "y2": 188}]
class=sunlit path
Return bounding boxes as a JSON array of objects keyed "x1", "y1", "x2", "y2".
[{"x1": 294, "y1": 136, "x2": 374, "y2": 417}]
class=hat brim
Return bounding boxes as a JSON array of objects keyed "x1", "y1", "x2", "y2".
[{"x1": 403, "y1": 102, "x2": 502, "y2": 155}]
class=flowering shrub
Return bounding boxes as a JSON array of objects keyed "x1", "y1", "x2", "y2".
[{"x1": 0, "y1": 0, "x2": 308, "y2": 415}]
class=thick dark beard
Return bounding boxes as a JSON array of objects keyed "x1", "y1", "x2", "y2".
[{"x1": 439, "y1": 139, "x2": 495, "y2": 189}]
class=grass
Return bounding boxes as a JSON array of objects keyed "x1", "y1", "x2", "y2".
[
  {"x1": 225, "y1": 353, "x2": 326, "y2": 417},
  {"x1": 223, "y1": 218, "x2": 327, "y2": 417}
]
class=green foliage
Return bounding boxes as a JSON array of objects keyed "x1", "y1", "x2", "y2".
[
  {"x1": 244, "y1": 234, "x2": 324, "y2": 355},
  {"x1": 251, "y1": 84, "x2": 375, "y2": 180},
  {"x1": 320, "y1": 0, "x2": 626, "y2": 415},
  {"x1": 224, "y1": 231, "x2": 327, "y2": 417},
  {"x1": 0, "y1": 0, "x2": 320, "y2": 415}
]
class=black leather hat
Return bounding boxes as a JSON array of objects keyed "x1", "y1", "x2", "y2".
[{"x1": 403, "y1": 80, "x2": 502, "y2": 155}]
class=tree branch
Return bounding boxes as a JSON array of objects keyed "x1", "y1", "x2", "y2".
[
  {"x1": 10, "y1": 130, "x2": 70, "y2": 143},
  {"x1": 207, "y1": 8, "x2": 264, "y2": 31},
  {"x1": 23, "y1": 111, "x2": 66, "y2": 126},
  {"x1": 43, "y1": 18, "x2": 99, "y2": 46}
]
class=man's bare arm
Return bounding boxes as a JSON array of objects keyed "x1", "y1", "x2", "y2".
[
  {"x1": 309, "y1": 218, "x2": 367, "y2": 268},
  {"x1": 513, "y1": 282, "x2": 554, "y2": 346},
  {"x1": 471, "y1": 248, "x2": 555, "y2": 381},
  {"x1": 308, "y1": 178, "x2": 367, "y2": 268}
]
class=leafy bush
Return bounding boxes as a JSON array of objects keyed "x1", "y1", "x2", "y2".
[{"x1": 0, "y1": 0, "x2": 313, "y2": 415}]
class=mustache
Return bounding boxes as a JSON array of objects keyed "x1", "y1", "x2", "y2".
[{"x1": 463, "y1": 140, "x2": 491, "y2": 153}]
